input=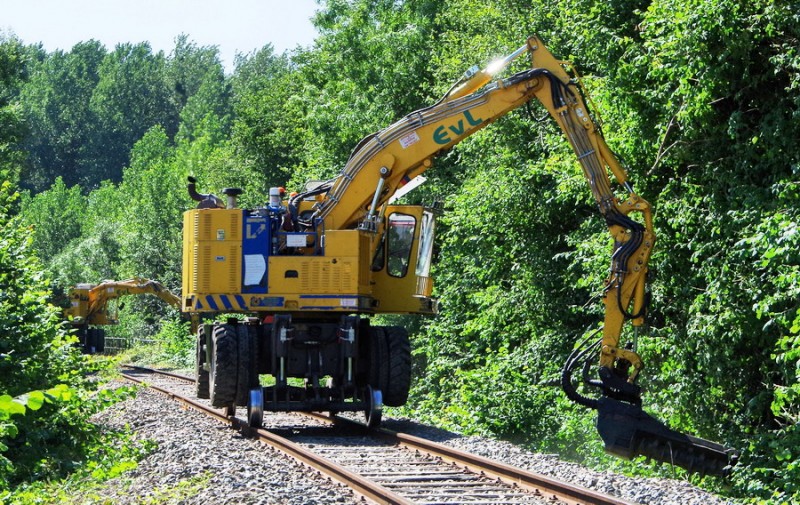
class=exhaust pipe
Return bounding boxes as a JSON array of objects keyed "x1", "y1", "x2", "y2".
[{"x1": 187, "y1": 176, "x2": 224, "y2": 209}]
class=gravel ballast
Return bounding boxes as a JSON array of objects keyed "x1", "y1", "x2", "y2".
[
  {"x1": 92, "y1": 380, "x2": 739, "y2": 504},
  {"x1": 93, "y1": 386, "x2": 354, "y2": 505},
  {"x1": 383, "y1": 418, "x2": 739, "y2": 505}
]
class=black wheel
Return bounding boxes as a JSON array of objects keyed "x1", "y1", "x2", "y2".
[
  {"x1": 75, "y1": 327, "x2": 88, "y2": 354},
  {"x1": 223, "y1": 403, "x2": 237, "y2": 418},
  {"x1": 235, "y1": 324, "x2": 259, "y2": 407},
  {"x1": 364, "y1": 386, "x2": 382, "y2": 429},
  {"x1": 368, "y1": 326, "x2": 389, "y2": 394},
  {"x1": 94, "y1": 328, "x2": 106, "y2": 353},
  {"x1": 85, "y1": 328, "x2": 98, "y2": 354},
  {"x1": 210, "y1": 323, "x2": 238, "y2": 408},
  {"x1": 383, "y1": 326, "x2": 411, "y2": 407},
  {"x1": 195, "y1": 326, "x2": 210, "y2": 399}
]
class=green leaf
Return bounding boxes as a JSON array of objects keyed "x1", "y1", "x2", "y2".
[
  {"x1": 26, "y1": 390, "x2": 45, "y2": 411},
  {"x1": 45, "y1": 384, "x2": 73, "y2": 402},
  {"x1": 1, "y1": 421, "x2": 17, "y2": 439},
  {"x1": 0, "y1": 394, "x2": 26, "y2": 416}
]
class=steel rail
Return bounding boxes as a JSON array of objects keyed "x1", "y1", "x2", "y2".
[
  {"x1": 121, "y1": 366, "x2": 635, "y2": 505},
  {"x1": 119, "y1": 370, "x2": 413, "y2": 505},
  {"x1": 122, "y1": 364, "x2": 193, "y2": 382},
  {"x1": 307, "y1": 412, "x2": 635, "y2": 505}
]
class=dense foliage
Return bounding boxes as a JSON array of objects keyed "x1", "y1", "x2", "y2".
[
  {"x1": 1, "y1": 0, "x2": 799, "y2": 501},
  {"x1": 0, "y1": 181, "x2": 142, "y2": 498}
]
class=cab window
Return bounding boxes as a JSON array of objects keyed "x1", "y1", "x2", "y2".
[
  {"x1": 415, "y1": 211, "x2": 435, "y2": 277},
  {"x1": 387, "y1": 213, "x2": 416, "y2": 278}
]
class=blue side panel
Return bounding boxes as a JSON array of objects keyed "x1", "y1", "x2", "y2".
[{"x1": 242, "y1": 211, "x2": 269, "y2": 294}]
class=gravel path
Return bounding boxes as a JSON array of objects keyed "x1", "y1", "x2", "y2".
[{"x1": 91, "y1": 379, "x2": 740, "y2": 504}]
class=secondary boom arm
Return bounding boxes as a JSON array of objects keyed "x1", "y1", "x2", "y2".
[{"x1": 65, "y1": 277, "x2": 183, "y2": 326}]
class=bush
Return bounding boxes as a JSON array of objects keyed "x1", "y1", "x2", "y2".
[{"x1": 0, "y1": 181, "x2": 146, "y2": 494}]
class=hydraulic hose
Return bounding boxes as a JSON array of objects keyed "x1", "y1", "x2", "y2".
[{"x1": 561, "y1": 332, "x2": 603, "y2": 410}]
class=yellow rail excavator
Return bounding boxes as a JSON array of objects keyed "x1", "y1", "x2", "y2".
[
  {"x1": 181, "y1": 36, "x2": 736, "y2": 475},
  {"x1": 64, "y1": 277, "x2": 191, "y2": 353}
]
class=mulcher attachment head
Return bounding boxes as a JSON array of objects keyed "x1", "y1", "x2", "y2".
[{"x1": 596, "y1": 397, "x2": 737, "y2": 477}]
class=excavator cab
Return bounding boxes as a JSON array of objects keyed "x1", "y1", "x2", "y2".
[{"x1": 370, "y1": 205, "x2": 438, "y2": 314}]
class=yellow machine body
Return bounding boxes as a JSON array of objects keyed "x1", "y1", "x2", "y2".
[
  {"x1": 65, "y1": 277, "x2": 183, "y2": 326},
  {"x1": 181, "y1": 205, "x2": 436, "y2": 316},
  {"x1": 64, "y1": 277, "x2": 193, "y2": 354}
]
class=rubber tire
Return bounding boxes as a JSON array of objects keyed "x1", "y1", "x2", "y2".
[
  {"x1": 94, "y1": 328, "x2": 105, "y2": 353},
  {"x1": 368, "y1": 326, "x2": 389, "y2": 395},
  {"x1": 210, "y1": 323, "x2": 238, "y2": 408},
  {"x1": 383, "y1": 326, "x2": 411, "y2": 407},
  {"x1": 85, "y1": 328, "x2": 98, "y2": 354},
  {"x1": 195, "y1": 326, "x2": 210, "y2": 399},
  {"x1": 235, "y1": 325, "x2": 259, "y2": 407}
]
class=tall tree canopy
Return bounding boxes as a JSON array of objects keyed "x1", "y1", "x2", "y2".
[{"x1": 0, "y1": 34, "x2": 29, "y2": 184}]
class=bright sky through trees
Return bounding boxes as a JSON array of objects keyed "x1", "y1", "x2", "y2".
[{"x1": 0, "y1": 0, "x2": 319, "y2": 72}]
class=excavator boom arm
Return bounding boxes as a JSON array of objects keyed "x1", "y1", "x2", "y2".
[
  {"x1": 66, "y1": 277, "x2": 182, "y2": 326},
  {"x1": 312, "y1": 36, "x2": 732, "y2": 475},
  {"x1": 319, "y1": 37, "x2": 654, "y2": 380}
]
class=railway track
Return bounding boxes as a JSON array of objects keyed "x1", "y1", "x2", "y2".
[{"x1": 120, "y1": 365, "x2": 637, "y2": 505}]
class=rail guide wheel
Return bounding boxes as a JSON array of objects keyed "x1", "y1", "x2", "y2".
[
  {"x1": 325, "y1": 377, "x2": 339, "y2": 417},
  {"x1": 364, "y1": 386, "x2": 383, "y2": 429},
  {"x1": 248, "y1": 387, "x2": 264, "y2": 428}
]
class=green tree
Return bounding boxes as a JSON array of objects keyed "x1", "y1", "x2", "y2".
[
  {"x1": 230, "y1": 45, "x2": 305, "y2": 186},
  {"x1": 116, "y1": 126, "x2": 183, "y2": 285},
  {"x1": 0, "y1": 184, "x2": 140, "y2": 492},
  {"x1": 0, "y1": 34, "x2": 30, "y2": 185},
  {"x1": 18, "y1": 41, "x2": 106, "y2": 192},
  {"x1": 0, "y1": 182, "x2": 83, "y2": 395},
  {"x1": 48, "y1": 181, "x2": 123, "y2": 288},
  {"x1": 19, "y1": 177, "x2": 85, "y2": 263},
  {"x1": 89, "y1": 43, "x2": 174, "y2": 184},
  {"x1": 168, "y1": 35, "x2": 232, "y2": 142}
]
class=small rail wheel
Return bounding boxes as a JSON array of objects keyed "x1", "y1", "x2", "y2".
[
  {"x1": 248, "y1": 387, "x2": 264, "y2": 428},
  {"x1": 364, "y1": 386, "x2": 382, "y2": 429}
]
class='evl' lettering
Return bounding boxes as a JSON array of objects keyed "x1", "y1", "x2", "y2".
[{"x1": 433, "y1": 110, "x2": 484, "y2": 145}]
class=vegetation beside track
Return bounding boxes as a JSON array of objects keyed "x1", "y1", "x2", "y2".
[{"x1": 0, "y1": 185, "x2": 152, "y2": 503}]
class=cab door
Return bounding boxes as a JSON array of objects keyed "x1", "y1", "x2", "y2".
[{"x1": 370, "y1": 205, "x2": 437, "y2": 314}]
